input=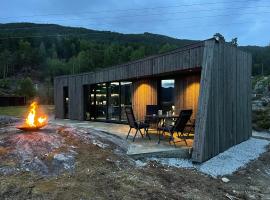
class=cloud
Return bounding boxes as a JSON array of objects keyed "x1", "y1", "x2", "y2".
[{"x1": 0, "y1": 0, "x2": 269, "y2": 46}]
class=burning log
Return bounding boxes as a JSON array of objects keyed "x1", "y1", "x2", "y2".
[{"x1": 17, "y1": 101, "x2": 48, "y2": 131}]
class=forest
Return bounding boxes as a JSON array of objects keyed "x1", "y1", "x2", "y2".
[
  {"x1": 0, "y1": 23, "x2": 195, "y2": 80},
  {"x1": 0, "y1": 23, "x2": 269, "y2": 102}
]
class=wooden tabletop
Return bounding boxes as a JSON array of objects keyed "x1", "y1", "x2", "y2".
[{"x1": 145, "y1": 114, "x2": 179, "y2": 119}]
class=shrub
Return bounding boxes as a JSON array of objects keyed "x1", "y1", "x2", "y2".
[{"x1": 17, "y1": 77, "x2": 36, "y2": 99}]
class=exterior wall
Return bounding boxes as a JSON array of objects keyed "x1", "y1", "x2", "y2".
[
  {"x1": 131, "y1": 80, "x2": 158, "y2": 121},
  {"x1": 174, "y1": 74, "x2": 200, "y2": 119},
  {"x1": 54, "y1": 76, "x2": 68, "y2": 118},
  {"x1": 54, "y1": 42, "x2": 204, "y2": 120},
  {"x1": 192, "y1": 40, "x2": 252, "y2": 163}
]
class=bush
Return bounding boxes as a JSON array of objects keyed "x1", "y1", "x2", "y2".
[
  {"x1": 252, "y1": 108, "x2": 270, "y2": 130},
  {"x1": 17, "y1": 77, "x2": 36, "y2": 99}
]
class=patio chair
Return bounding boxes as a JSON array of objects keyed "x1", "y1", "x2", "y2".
[
  {"x1": 125, "y1": 107, "x2": 151, "y2": 142},
  {"x1": 158, "y1": 109, "x2": 192, "y2": 147},
  {"x1": 145, "y1": 105, "x2": 160, "y2": 128},
  {"x1": 146, "y1": 105, "x2": 160, "y2": 115}
]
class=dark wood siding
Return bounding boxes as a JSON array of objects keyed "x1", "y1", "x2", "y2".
[
  {"x1": 54, "y1": 76, "x2": 68, "y2": 118},
  {"x1": 54, "y1": 42, "x2": 204, "y2": 120},
  {"x1": 174, "y1": 74, "x2": 200, "y2": 119},
  {"x1": 192, "y1": 40, "x2": 252, "y2": 163}
]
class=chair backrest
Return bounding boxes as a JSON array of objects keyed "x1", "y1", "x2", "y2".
[
  {"x1": 146, "y1": 105, "x2": 160, "y2": 115},
  {"x1": 174, "y1": 109, "x2": 193, "y2": 132},
  {"x1": 125, "y1": 107, "x2": 137, "y2": 128}
]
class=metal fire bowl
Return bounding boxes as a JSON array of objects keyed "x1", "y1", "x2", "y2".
[{"x1": 17, "y1": 124, "x2": 47, "y2": 131}]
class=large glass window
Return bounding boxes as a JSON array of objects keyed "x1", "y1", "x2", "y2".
[
  {"x1": 108, "y1": 82, "x2": 120, "y2": 120},
  {"x1": 96, "y1": 83, "x2": 107, "y2": 120},
  {"x1": 85, "y1": 81, "x2": 132, "y2": 122},
  {"x1": 160, "y1": 79, "x2": 175, "y2": 113},
  {"x1": 120, "y1": 81, "x2": 132, "y2": 121}
]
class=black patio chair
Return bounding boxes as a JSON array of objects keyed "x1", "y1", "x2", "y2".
[
  {"x1": 144, "y1": 105, "x2": 160, "y2": 128},
  {"x1": 146, "y1": 105, "x2": 160, "y2": 115},
  {"x1": 158, "y1": 109, "x2": 193, "y2": 147},
  {"x1": 125, "y1": 107, "x2": 151, "y2": 142}
]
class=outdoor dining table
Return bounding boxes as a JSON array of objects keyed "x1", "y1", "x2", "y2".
[
  {"x1": 145, "y1": 114, "x2": 195, "y2": 142},
  {"x1": 145, "y1": 114, "x2": 179, "y2": 120},
  {"x1": 145, "y1": 114, "x2": 180, "y2": 129}
]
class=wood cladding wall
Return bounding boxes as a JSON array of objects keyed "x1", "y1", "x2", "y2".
[
  {"x1": 192, "y1": 40, "x2": 252, "y2": 163},
  {"x1": 54, "y1": 42, "x2": 204, "y2": 120},
  {"x1": 131, "y1": 80, "x2": 158, "y2": 121},
  {"x1": 174, "y1": 74, "x2": 200, "y2": 119}
]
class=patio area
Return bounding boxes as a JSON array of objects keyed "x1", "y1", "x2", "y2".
[{"x1": 52, "y1": 119, "x2": 193, "y2": 159}]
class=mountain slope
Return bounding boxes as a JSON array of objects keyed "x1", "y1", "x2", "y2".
[{"x1": 0, "y1": 23, "x2": 196, "y2": 46}]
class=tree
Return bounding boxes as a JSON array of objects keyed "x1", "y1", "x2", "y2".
[
  {"x1": 39, "y1": 42, "x2": 47, "y2": 60},
  {"x1": 17, "y1": 77, "x2": 36, "y2": 99},
  {"x1": 159, "y1": 43, "x2": 177, "y2": 53},
  {"x1": 130, "y1": 46, "x2": 145, "y2": 60},
  {"x1": 77, "y1": 50, "x2": 95, "y2": 72},
  {"x1": 0, "y1": 50, "x2": 12, "y2": 79},
  {"x1": 18, "y1": 40, "x2": 33, "y2": 68}
]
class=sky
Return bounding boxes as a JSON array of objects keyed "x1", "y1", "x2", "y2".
[{"x1": 0, "y1": 0, "x2": 269, "y2": 46}]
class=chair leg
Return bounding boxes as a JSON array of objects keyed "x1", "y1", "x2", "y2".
[
  {"x1": 145, "y1": 128, "x2": 151, "y2": 140},
  {"x1": 126, "y1": 127, "x2": 132, "y2": 140},
  {"x1": 158, "y1": 130, "x2": 165, "y2": 144},
  {"x1": 158, "y1": 129, "x2": 161, "y2": 144},
  {"x1": 138, "y1": 129, "x2": 144, "y2": 138},
  {"x1": 169, "y1": 131, "x2": 176, "y2": 148},
  {"x1": 179, "y1": 132, "x2": 188, "y2": 146},
  {"x1": 133, "y1": 129, "x2": 138, "y2": 142},
  {"x1": 182, "y1": 133, "x2": 188, "y2": 146}
]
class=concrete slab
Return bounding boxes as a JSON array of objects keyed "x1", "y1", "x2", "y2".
[{"x1": 52, "y1": 119, "x2": 193, "y2": 159}]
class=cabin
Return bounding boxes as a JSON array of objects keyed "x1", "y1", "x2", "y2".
[{"x1": 54, "y1": 38, "x2": 252, "y2": 163}]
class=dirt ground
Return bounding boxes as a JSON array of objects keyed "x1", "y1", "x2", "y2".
[{"x1": 0, "y1": 120, "x2": 270, "y2": 200}]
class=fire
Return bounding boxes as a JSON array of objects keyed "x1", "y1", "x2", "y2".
[{"x1": 24, "y1": 101, "x2": 47, "y2": 128}]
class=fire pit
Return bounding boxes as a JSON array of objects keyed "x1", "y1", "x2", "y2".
[{"x1": 17, "y1": 101, "x2": 48, "y2": 131}]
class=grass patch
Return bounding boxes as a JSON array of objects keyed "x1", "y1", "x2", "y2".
[{"x1": 0, "y1": 105, "x2": 54, "y2": 117}]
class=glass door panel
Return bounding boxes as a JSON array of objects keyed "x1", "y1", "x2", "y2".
[
  {"x1": 108, "y1": 82, "x2": 120, "y2": 120},
  {"x1": 160, "y1": 79, "x2": 175, "y2": 113},
  {"x1": 96, "y1": 83, "x2": 107, "y2": 120},
  {"x1": 120, "y1": 81, "x2": 132, "y2": 121}
]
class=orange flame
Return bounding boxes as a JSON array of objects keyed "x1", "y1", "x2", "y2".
[{"x1": 25, "y1": 101, "x2": 47, "y2": 128}]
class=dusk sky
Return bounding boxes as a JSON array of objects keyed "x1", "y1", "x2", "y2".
[{"x1": 0, "y1": 0, "x2": 269, "y2": 46}]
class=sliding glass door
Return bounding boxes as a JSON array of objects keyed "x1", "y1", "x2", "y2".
[
  {"x1": 108, "y1": 82, "x2": 120, "y2": 120},
  {"x1": 120, "y1": 81, "x2": 132, "y2": 121},
  {"x1": 96, "y1": 83, "x2": 107, "y2": 120},
  {"x1": 85, "y1": 81, "x2": 132, "y2": 122}
]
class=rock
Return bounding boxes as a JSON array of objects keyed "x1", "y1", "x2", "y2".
[
  {"x1": 221, "y1": 177, "x2": 230, "y2": 183},
  {"x1": 54, "y1": 153, "x2": 72, "y2": 161}
]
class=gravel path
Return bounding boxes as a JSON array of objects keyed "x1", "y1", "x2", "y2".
[{"x1": 149, "y1": 137, "x2": 270, "y2": 177}]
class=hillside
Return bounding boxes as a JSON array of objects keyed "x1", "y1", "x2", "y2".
[
  {"x1": 240, "y1": 45, "x2": 270, "y2": 75},
  {"x1": 0, "y1": 23, "x2": 195, "y2": 46},
  {"x1": 0, "y1": 22, "x2": 269, "y2": 103},
  {"x1": 0, "y1": 23, "x2": 198, "y2": 80}
]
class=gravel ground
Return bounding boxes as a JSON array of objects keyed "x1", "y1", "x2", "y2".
[{"x1": 149, "y1": 138, "x2": 270, "y2": 177}]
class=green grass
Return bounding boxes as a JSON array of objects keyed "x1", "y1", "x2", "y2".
[{"x1": 0, "y1": 105, "x2": 55, "y2": 118}]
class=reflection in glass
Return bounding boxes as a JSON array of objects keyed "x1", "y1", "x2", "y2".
[
  {"x1": 96, "y1": 83, "x2": 107, "y2": 119},
  {"x1": 120, "y1": 81, "x2": 132, "y2": 121},
  {"x1": 86, "y1": 81, "x2": 132, "y2": 122},
  {"x1": 160, "y1": 79, "x2": 175, "y2": 113},
  {"x1": 108, "y1": 82, "x2": 120, "y2": 120}
]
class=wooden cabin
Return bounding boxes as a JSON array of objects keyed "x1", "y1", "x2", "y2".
[{"x1": 54, "y1": 38, "x2": 252, "y2": 163}]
